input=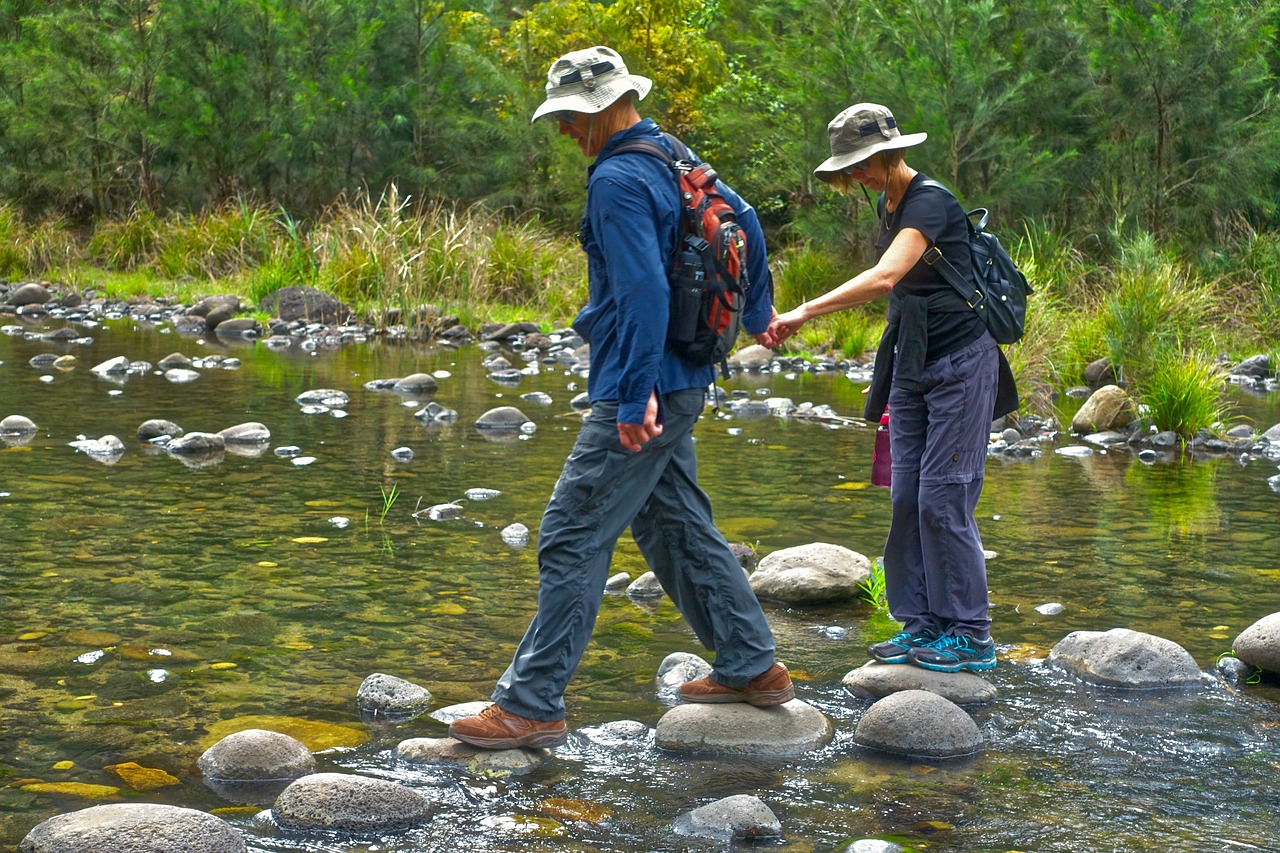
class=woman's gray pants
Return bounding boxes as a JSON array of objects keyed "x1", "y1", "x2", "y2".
[
  {"x1": 885, "y1": 335, "x2": 999, "y2": 641},
  {"x1": 491, "y1": 387, "x2": 777, "y2": 722}
]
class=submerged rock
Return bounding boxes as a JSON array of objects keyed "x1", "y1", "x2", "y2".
[
  {"x1": 392, "y1": 372, "x2": 437, "y2": 394},
  {"x1": 356, "y1": 673, "x2": 432, "y2": 720},
  {"x1": 137, "y1": 418, "x2": 183, "y2": 442},
  {"x1": 166, "y1": 432, "x2": 225, "y2": 455},
  {"x1": 218, "y1": 422, "x2": 270, "y2": 444},
  {"x1": 295, "y1": 388, "x2": 348, "y2": 408},
  {"x1": 19, "y1": 803, "x2": 246, "y2": 853},
  {"x1": 671, "y1": 794, "x2": 781, "y2": 842},
  {"x1": 90, "y1": 355, "x2": 131, "y2": 377},
  {"x1": 474, "y1": 406, "x2": 532, "y2": 431},
  {"x1": 500, "y1": 523, "x2": 530, "y2": 546},
  {"x1": 69, "y1": 434, "x2": 125, "y2": 459}
]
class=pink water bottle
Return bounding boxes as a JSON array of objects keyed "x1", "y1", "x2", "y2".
[{"x1": 871, "y1": 410, "x2": 891, "y2": 488}]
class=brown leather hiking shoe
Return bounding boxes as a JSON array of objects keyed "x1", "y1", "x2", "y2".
[
  {"x1": 679, "y1": 662, "x2": 795, "y2": 706},
  {"x1": 448, "y1": 704, "x2": 568, "y2": 750}
]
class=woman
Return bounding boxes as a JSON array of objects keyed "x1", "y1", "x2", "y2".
[{"x1": 771, "y1": 103, "x2": 1017, "y2": 673}]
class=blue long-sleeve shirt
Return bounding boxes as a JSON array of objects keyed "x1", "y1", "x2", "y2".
[{"x1": 572, "y1": 118, "x2": 774, "y2": 425}]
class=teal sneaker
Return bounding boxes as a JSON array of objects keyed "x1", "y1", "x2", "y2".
[
  {"x1": 868, "y1": 629, "x2": 939, "y2": 664},
  {"x1": 909, "y1": 634, "x2": 997, "y2": 673}
]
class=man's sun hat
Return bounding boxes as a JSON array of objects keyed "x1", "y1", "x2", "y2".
[
  {"x1": 813, "y1": 103, "x2": 927, "y2": 181},
  {"x1": 530, "y1": 46, "x2": 652, "y2": 123}
]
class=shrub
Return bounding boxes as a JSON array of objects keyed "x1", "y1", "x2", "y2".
[{"x1": 1138, "y1": 348, "x2": 1233, "y2": 441}]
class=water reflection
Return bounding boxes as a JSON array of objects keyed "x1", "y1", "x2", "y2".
[{"x1": 1, "y1": 319, "x2": 1279, "y2": 851}]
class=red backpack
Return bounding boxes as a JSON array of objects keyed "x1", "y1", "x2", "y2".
[{"x1": 611, "y1": 133, "x2": 750, "y2": 378}]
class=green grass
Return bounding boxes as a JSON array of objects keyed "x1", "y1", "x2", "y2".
[
  {"x1": 1137, "y1": 348, "x2": 1233, "y2": 441},
  {"x1": 1102, "y1": 233, "x2": 1215, "y2": 386}
]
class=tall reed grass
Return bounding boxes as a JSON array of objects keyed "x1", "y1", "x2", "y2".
[
  {"x1": 0, "y1": 203, "x2": 77, "y2": 277},
  {"x1": 1102, "y1": 234, "x2": 1215, "y2": 387},
  {"x1": 1138, "y1": 347, "x2": 1233, "y2": 441}
]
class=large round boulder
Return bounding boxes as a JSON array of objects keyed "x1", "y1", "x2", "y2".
[
  {"x1": 9, "y1": 283, "x2": 51, "y2": 307},
  {"x1": 853, "y1": 690, "x2": 982, "y2": 758},
  {"x1": 749, "y1": 543, "x2": 871, "y2": 605},
  {"x1": 198, "y1": 728, "x2": 314, "y2": 782},
  {"x1": 1047, "y1": 628, "x2": 1201, "y2": 688},
  {"x1": 1071, "y1": 384, "x2": 1137, "y2": 433},
  {"x1": 1234, "y1": 612, "x2": 1280, "y2": 675},
  {"x1": 258, "y1": 285, "x2": 352, "y2": 324},
  {"x1": 655, "y1": 701, "x2": 832, "y2": 755},
  {"x1": 19, "y1": 803, "x2": 245, "y2": 853},
  {"x1": 271, "y1": 773, "x2": 431, "y2": 832}
]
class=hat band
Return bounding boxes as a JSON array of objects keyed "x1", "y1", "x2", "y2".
[
  {"x1": 857, "y1": 117, "x2": 898, "y2": 137},
  {"x1": 556, "y1": 60, "x2": 619, "y2": 90}
]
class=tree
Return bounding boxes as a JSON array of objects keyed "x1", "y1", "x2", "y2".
[{"x1": 1081, "y1": 0, "x2": 1280, "y2": 242}]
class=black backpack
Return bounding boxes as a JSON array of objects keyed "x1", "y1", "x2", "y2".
[
  {"x1": 918, "y1": 179, "x2": 1031, "y2": 345},
  {"x1": 609, "y1": 133, "x2": 749, "y2": 378}
]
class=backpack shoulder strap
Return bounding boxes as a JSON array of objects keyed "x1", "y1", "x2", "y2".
[
  {"x1": 913, "y1": 178, "x2": 982, "y2": 306},
  {"x1": 606, "y1": 132, "x2": 693, "y2": 166}
]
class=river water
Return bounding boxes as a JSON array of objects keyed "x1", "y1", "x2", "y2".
[{"x1": 2, "y1": 316, "x2": 1279, "y2": 852}]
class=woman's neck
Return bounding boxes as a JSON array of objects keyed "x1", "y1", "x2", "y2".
[{"x1": 884, "y1": 162, "x2": 917, "y2": 211}]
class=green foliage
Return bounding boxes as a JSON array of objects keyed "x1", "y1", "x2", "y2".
[
  {"x1": 0, "y1": 204, "x2": 78, "y2": 277},
  {"x1": 1101, "y1": 234, "x2": 1214, "y2": 386},
  {"x1": 772, "y1": 243, "x2": 846, "y2": 307},
  {"x1": 1138, "y1": 349, "x2": 1232, "y2": 442},
  {"x1": 856, "y1": 558, "x2": 889, "y2": 614}
]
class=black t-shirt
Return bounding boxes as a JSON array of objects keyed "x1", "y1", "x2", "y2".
[{"x1": 876, "y1": 172, "x2": 986, "y2": 360}]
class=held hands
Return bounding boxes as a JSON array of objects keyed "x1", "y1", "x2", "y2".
[
  {"x1": 617, "y1": 390, "x2": 663, "y2": 451},
  {"x1": 767, "y1": 304, "x2": 809, "y2": 346}
]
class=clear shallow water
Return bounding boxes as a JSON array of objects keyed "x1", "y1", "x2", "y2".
[{"x1": 2, "y1": 317, "x2": 1279, "y2": 852}]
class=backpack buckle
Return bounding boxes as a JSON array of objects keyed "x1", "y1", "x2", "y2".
[{"x1": 922, "y1": 245, "x2": 943, "y2": 266}]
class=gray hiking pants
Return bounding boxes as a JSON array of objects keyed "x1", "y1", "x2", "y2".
[
  {"x1": 884, "y1": 334, "x2": 999, "y2": 640},
  {"x1": 492, "y1": 387, "x2": 777, "y2": 722}
]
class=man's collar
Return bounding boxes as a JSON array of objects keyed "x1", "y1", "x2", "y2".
[{"x1": 588, "y1": 118, "x2": 659, "y2": 176}]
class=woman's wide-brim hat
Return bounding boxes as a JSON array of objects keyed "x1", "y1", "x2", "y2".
[
  {"x1": 531, "y1": 46, "x2": 652, "y2": 123},
  {"x1": 813, "y1": 103, "x2": 927, "y2": 181}
]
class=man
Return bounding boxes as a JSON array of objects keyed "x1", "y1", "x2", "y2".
[{"x1": 449, "y1": 46, "x2": 792, "y2": 751}]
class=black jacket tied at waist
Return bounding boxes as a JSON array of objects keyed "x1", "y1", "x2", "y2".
[{"x1": 863, "y1": 291, "x2": 1019, "y2": 423}]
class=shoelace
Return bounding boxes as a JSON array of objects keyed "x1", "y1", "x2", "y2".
[{"x1": 931, "y1": 635, "x2": 967, "y2": 652}]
